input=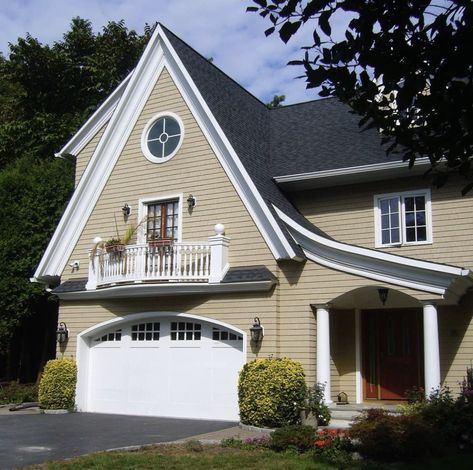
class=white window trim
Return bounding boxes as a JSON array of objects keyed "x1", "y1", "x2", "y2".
[
  {"x1": 141, "y1": 111, "x2": 184, "y2": 164},
  {"x1": 374, "y1": 189, "x2": 432, "y2": 248},
  {"x1": 137, "y1": 193, "x2": 183, "y2": 244}
]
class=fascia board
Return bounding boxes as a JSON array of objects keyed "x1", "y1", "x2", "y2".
[
  {"x1": 274, "y1": 205, "x2": 469, "y2": 295},
  {"x1": 158, "y1": 28, "x2": 296, "y2": 261},
  {"x1": 34, "y1": 30, "x2": 167, "y2": 282},
  {"x1": 55, "y1": 72, "x2": 133, "y2": 158},
  {"x1": 55, "y1": 280, "x2": 275, "y2": 300},
  {"x1": 274, "y1": 158, "x2": 431, "y2": 190}
]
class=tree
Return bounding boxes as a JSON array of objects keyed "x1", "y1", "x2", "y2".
[
  {"x1": 247, "y1": 1, "x2": 473, "y2": 192},
  {"x1": 0, "y1": 18, "x2": 152, "y2": 381},
  {"x1": 266, "y1": 94, "x2": 286, "y2": 108}
]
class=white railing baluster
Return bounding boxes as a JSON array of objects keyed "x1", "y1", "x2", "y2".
[{"x1": 93, "y1": 240, "x2": 218, "y2": 286}]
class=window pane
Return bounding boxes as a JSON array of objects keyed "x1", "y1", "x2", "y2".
[
  {"x1": 380, "y1": 199, "x2": 390, "y2": 213},
  {"x1": 391, "y1": 229, "x2": 400, "y2": 243},
  {"x1": 381, "y1": 214, "x2": 389, "y2": 229},
  {"x1": 404, "y1": 197, "x2": 414, "y2": 212},
  {"x1": 405, "y1": 212, "x2": 415, "y2": 227},
  {"x1": 415, "y1": 196, "x2": 425, "y2": 211},
  {"x1": 147, "y1": 140, "x2": 163, "y2": 158},
  {"x1": 390, "y1": 213, "x2": 399, "y2": 228},
  {"x1": 165, "y1": 135, "x2": 180, "y2": 155},
  {"x1": 416, "y1": 212, "x2": 426, "y2": 226},
  {"x1": 406, "y1": 227, "x2": 416, "y2": 242},
  {"x1": 164, "y1": 117, "x2": 180, "y2": 136},
  {"x1": 382, "y1": 229, "x2": 390, "y2": 244},
  {"x1": 389, "y1": 198, "x2": 399, "y2": 212},
  {"x1": 148, "y1": 119, "x2": 164, "y2": 140},
  {"x1": 417, "y1": 226, "x2": 427, "y2": 241}
]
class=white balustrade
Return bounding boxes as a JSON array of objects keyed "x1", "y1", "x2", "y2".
[{"x1": 91, "y1": 242, "x2": 213, "y2": 287}]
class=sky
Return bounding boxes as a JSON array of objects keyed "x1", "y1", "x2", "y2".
[{"x1": 0, "y1": 0, "x2": 342, "y2": 105}]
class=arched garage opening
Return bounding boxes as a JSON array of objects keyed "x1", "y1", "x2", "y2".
[{"x1": 76, "y1": 312, "x2": 246, "y2": 421}]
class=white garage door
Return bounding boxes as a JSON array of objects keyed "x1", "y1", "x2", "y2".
[{"x1": 86, "y1": 316, "x2": 245, "y2": 421}]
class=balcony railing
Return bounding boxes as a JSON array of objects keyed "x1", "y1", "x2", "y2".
[{"x1": 86, "y1": 225, "x2": 230, "y2": 290}]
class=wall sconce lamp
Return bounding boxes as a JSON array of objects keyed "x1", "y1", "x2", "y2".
[
  {"x1": 187, "y1": 194, "x2": 196, "y2": 209},
  {"x1": 122, "y1": 203, "x2": 131, "y2": 217},
  {"x1": 250, "y1": 317, "x2": 264, "y2": 342},
  {"x1": 378, "y1": 288, "x2": 389, "y2": 306},
  {"x1": 56, "y1": 322, "x2": 69, "y2": 344}
]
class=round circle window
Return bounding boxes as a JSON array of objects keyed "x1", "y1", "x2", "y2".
[{"x1": 142, "y1": 114, "x2": 183, "y2": 163}]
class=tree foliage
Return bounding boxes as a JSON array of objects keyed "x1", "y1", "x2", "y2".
[
  {"x1": 0, "y1": 19, "x2": 151, "y2": 369},
  {"x1": 248, "y1": 1, "x2": 473, "y2": 191}
]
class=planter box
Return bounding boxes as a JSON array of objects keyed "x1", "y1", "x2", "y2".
[
  {"x1": 106, "y1": 244, "x2": 125, "y2": 253},
  {"x1": 148, "y1": 239, "x2": 173, "y2": 248}
]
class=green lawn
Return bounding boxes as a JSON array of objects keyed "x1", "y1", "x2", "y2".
[{"x1": 26, "y1": 443, "x2": 473, "y2": 470}]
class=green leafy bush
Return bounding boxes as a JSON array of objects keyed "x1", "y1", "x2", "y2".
[
  {"x1": 306, "y1": 383, "x2": 331, "y2": 425},
  {"x1": 270, "y1": 425, "x2": 316, "y2": 452},
  {"x1": 38, "y1": 358, "x2": 77, "y2": 410},
  {"x1": 350, "y1": 408, "x2": 441, "y2": 462},
  {"x1": 238, "y1": 357, "x2": 306, "y2": 427},
  {"x1": 0, "y1": 382, "x2": 38, "y2": 404}
]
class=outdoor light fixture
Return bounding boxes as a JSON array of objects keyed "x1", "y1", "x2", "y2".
[
  {"x1": 378, "y1": 288, "x2": 389, "y2": 306},
  {"x1": 122, "y1": 203, "x2": 131, "y2": 217},
  {"x1": 56, "y1": 322, "x2": 69, "y2": 344},
  {"x1": 250, "y1": 317, "x2": 264, "y2": 342},
  {"x1": 187, "y1": 194, "x2": 196, "y2": 209}
]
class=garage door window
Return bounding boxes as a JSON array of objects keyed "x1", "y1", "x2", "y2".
[
  {"x1": 94, "y1": 329, "x2": 122, "y2": 342},
  {"x1": 212, "y1": 327, "x2": 242, "y2": 342},
  {"x1": 171, "y1": 321, "x2": 201, "y2": 341},
  {"x1": 131, "y1": 322, "x2": 160, "y2": 341}
]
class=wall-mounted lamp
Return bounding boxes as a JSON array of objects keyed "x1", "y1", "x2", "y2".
[
  {"x1": 250, "y1": 317, "x2": 264, "y2": 342},
  {"x1": 56, "y1": 322, "x2": 69, "y2": 344},
  {"x1": 122, "y1": 203, "x2": 131, "y2": 217},
  {"x1": 187, "y1": 194, "x2": 196, "y2": 209},
  {"x1": 378, "y1": 288, "x2": 389, "y2": 306}
]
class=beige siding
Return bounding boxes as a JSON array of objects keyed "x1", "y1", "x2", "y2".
[
  {"x1": 293, "y1": 175, "x2": 473, "y2": 267},
  {"x1": 439, "y1": 296, "x2": 473, "y2": 393},
  {"x1": 62, "y1": 68, "x2": 275, "y2": 282},
  {"x1": 74, "y1": 124, "x2": 107, "y2": 187},
  {"x1": 58, "y1": 291, "x2": 277, "y2": 363}
]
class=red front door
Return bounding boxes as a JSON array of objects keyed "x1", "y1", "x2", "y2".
[{"x1": 363, "y1": 309, "x2": 422, "y2": 400}]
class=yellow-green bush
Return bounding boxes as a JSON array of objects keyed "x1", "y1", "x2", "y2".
[
  {"x1": 38, "y1": 358, "x2": 77, "y2": 410},
  {"x1": 238, "y1": 357, "x2": 306, "y2": 427}
]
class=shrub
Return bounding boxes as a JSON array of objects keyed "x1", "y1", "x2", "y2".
[
  {"x1": 38, "y1": 358, "x2": 77, "y2": 410},
  {"x1": 0, "y1": 382, "x2": 38, "y2": 404},
  {"x1": 270, "y1": 425, "x2": 316, "y2": 452},
  {"x1": 349, "y1": 408, "x2": 441, "y2": 462},
  {"x1": 238, "y1": 357, "x2": 306, "y2": 427},
  {"x1": 313, "y1": 429, "x2": 353, "y2": 465},
  {"x1": 306, "y1": 383, "x2": 331, "y2": 425}
]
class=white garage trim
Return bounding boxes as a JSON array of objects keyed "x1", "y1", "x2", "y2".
[{"x1": 76, "y1": 312, "x2": 246, "y2": 419}]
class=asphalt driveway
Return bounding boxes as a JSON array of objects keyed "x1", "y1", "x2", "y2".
[{"x1": 0, "y1": 412, "x2": 236, "y2": 469}]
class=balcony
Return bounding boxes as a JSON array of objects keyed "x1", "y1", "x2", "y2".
[{"x1": 86, "y1": 226, "x2": 230, "y2": 290}]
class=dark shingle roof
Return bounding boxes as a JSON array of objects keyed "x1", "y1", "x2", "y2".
[
  {"x1": 222, "y1": 266, "x2": 276, "y2": 283},
  {"x1": 53, "y1": 278, "x2": 87, "y2": 293},
  {"x1": 270, "y1": 99, "x2": 398, "y2": 175}
]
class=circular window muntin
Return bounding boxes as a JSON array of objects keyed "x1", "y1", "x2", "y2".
[{"x1": 141, "y1": 112, "x2": 184, "y2": 163}]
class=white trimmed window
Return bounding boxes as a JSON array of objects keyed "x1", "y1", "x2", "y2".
[
  {"x1": 374, "y1": 189, "x2": 432, "y2": 247},
  {"x1": 141, "y1": 112, "x2": 184, "y2": 163}
]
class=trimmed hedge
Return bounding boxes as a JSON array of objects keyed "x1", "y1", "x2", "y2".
[
  {"x1": 38, "y1": 358, "x2": 77, "y2": 410},
  {"x1": 238, "y1": 357, "x2": 306, "y2": 427}
]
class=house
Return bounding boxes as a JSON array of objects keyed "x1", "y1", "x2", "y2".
[{"x1": 33, "y1": 24, "x2": 473, "y2": 421}]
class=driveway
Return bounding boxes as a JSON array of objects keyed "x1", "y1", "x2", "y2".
[{"x1": 0, "y1": 412, "x2": 236, "y2": 469}]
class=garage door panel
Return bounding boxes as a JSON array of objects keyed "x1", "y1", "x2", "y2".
[{"x1": 86, "y1": 316, "x2": 244, "y2": 420}]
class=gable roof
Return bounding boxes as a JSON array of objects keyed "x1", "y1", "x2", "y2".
[{"x1": 34, "y1": 24, "x2": 471, "y2": 299}]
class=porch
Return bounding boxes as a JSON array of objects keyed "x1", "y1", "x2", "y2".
[{"x1": 313, "y1": 286, "x2": 466, "y2": 405}]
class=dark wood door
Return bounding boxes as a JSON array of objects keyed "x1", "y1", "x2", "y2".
[{"x1": 363, "y1": 310, "x2": 422, "y2": 400}]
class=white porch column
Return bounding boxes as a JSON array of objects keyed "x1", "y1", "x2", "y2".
[
  {"x1": 208, "y1": 223, "x2": 230, "y2": 283},
  {"x1": 85, "y1": 249, "x2": 98, "y2": 290},
  {"x1": 423, "y1": 302, "x2": 441, "y2": 397},
  {"x1": 315, "y1": 304, "x2": 332, "y2": 404}
]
